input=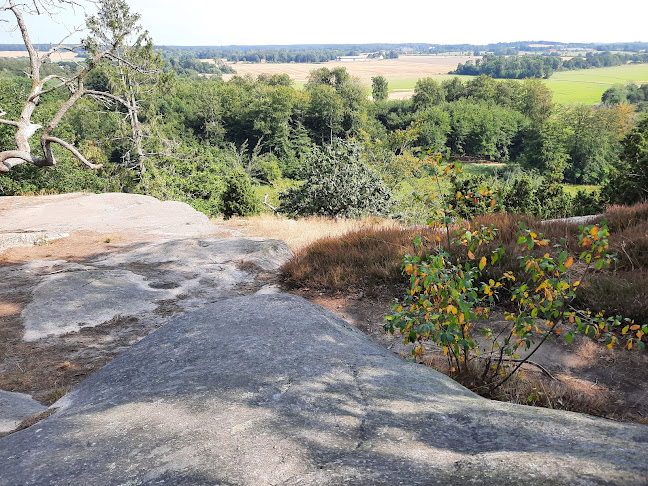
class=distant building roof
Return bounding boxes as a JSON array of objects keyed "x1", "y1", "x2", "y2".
[{"x1": 336, "y1": 55, "x2": 369, "y2": 62}]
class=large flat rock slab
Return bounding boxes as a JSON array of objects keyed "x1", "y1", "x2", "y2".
[
  {"x1": 11, "y1": 237, "x2": 291, "y2": 342},
  {"x1": 1, "y1": 294, "x2": 646, "y2": 485},
  {"x1": 0, "y1": 193, "x2": 226, "y2": 252}
]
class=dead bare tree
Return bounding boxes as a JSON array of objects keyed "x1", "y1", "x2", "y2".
[{"x1": 0, "y1": 0, "x2": 154, "y2": 173}]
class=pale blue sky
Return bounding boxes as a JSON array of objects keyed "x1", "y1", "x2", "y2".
[{"x1": 1, "y1": 0, "x2": 646, "y2": 46}]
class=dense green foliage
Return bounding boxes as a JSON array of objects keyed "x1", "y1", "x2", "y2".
[
  {"x1": 0, "y1": 5, "x2": 642, "y2": 222},
  {"x1": 222, "y1": 168, "x2": 259, "y2": 218},
  {"x1": 601, "y1": 82, "x2": 648, "y2": 112},
  {"x1": 278, "y1": 141, "x2": 392, "y2": 217},
  {"x1": 602, "y1": 117, "x2": 648, "y2": 205}
]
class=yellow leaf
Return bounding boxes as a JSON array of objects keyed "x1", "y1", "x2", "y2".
[
  {"x1": 564, "y1": 256, "x2": 574, "y2": 268},
  {"x1": 443, "y1": 346, "x2": 448, "y2": 356},
  {"x1": 622, "y1": 325, "x2": 630, "y2": 335},
  {"x1": 479, "y1": 256, "x2": 486, "y2": 270},
  {"x1": 630, "y1": 324, "x2": 640, "y2": 331},
  {"x1": 468, "y1": 250, "x2": 475, "y2": 260}
]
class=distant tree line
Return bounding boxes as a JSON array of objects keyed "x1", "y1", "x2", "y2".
[
  {"x1": 454, "y1": 52, "x2": 648, "y2": 79},
  {"x1": 0, "y1": 55, "x2": 233, "y2": 80}
]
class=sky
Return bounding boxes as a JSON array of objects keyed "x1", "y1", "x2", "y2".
[{"x1": 0, "y1": 0, "x2": 646, "y2": 47}]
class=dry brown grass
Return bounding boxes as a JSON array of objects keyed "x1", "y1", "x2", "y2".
[
  {"x1": 218, "y1": 213, "x2": 401, "y2": 252},
  {"x1": 279, "y1": 202, "x2": 648, "y2": 322},
  {"x1": 281, "y1": 226, "x2": 435, "y2": 293}
]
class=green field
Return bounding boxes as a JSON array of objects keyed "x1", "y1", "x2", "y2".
[
  {"x1": 382, "y1": 64, "x2": 648, "y2": 106},
  {"x1": 545, "y1": 64, "x2": 648, "y2": 104}
]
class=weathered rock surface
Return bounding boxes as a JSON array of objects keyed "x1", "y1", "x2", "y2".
[
  {"x1": 0, "y1": 192, "x2": 229, "y2": 253},
  {"x1": 11, "y1": 237, "x2": 292, "y2": 341},
  {"x1": 1, "y1": 194, "x2": 292, "y2": 435},
  {"x1": 1, "y1": 294, "x2": 646, "y2": 485},
  {"x1": 0, "y1": 391, "x2": 46, "y2": 434}
]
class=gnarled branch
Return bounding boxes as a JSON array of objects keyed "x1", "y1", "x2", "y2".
[{"x1": 43, "y1": 136, "x2": 102, "y2": 169}]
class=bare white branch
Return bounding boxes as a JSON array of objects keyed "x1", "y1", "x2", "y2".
[{"x1": 44, "y1": 135, "x2": 102, "y2": 169}]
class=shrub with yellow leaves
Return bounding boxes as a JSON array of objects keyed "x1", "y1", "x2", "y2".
[{"x1": 385, "y1": 156, "x2": 647, "y2": 392}]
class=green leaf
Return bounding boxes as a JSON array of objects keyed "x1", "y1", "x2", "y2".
[{"x1": 566, "y1": 331, "x2": 573, "y2": 344}]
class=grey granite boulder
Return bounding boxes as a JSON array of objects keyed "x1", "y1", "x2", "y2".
[
  {"x1": 0, "y1": 294, "x2": 646, "y2": 485},
  {"x1": 0, "y1": 391, "x2": 46, "y2": 434}
]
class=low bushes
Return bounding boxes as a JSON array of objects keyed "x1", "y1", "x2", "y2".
[{"x1": 281, "y1": 201, "x2": 648, "y2": 326}]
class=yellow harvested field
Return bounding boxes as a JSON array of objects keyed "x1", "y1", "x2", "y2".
[
  {"x1": 221, "y1": 55, "x2": 478, "y2": 85},
  {"x1": 0, "y1": 50, "x2": 80, "y2": 61}
]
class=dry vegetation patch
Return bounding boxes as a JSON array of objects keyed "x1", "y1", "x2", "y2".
[
  {"x1": 272, "y1": 204, "x2": 648, "y2": 423},
  {"x1": 215, "y1": 213, "x2": 399, "y2": 251}
]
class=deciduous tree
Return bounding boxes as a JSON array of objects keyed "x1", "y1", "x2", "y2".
[{"x1": 0, "y1": 0, "x2": 155, "y2": 173}]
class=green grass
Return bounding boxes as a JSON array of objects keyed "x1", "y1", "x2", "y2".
[
  {"x1": 563, "y1": 184, "x2": 600, "y2": 195},
  {"x1": 463, "y1": 163, "x2": 506, "y2": 177},
  {"x1": 382, "y1": 64, "x2": 648, "y2": 105},
  {"x1": 544, "y1": 64, "x2": 648, "y2": 105}
]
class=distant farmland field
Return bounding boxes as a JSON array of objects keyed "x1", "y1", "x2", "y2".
[
  {"x1": 544, "y1": 64, "x2": 648, "y2": 104},
  {"x1": 222, "y1": 58, "x2": 648, "y2": 105},
  {"x1": 0, "y1": 50, "x2": 79, "y2": 61},
  {"x1": 221, "y1": 55, "x2": 478, "y2": 88}
]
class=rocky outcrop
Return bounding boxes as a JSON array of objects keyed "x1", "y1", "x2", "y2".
[
  {"x1": 0, "y1": 192, "x2": 231, "y2": 253},
  {"x1": 1, "y1": 294, "x2": 646, "y2": 485}
]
